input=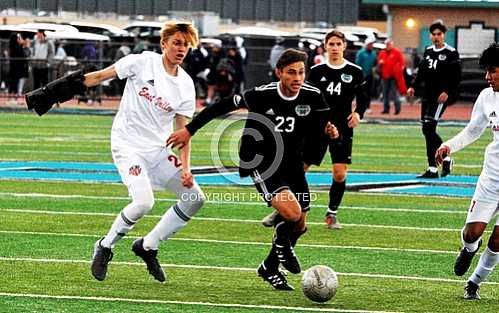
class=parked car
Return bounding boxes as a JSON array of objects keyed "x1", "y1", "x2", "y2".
[{"x1": 459, "y1": 55, "x2": 488, "y2": 101}]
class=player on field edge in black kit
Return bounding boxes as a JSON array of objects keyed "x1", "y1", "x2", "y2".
[
  {"x1": 407, "y1": 19, "x2": 462, "y2": 178},
  {"x1": 168, "y1": 49, "x2": 339, "y2": 290}
]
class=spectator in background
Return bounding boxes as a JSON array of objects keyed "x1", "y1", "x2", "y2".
[
  {"x1": 377, "y1": 39, "x2": 406, "y2": 115},
  {"x1": 17, "y1": 34, "x2": 31, "y2": 97},
  {"x1": 313, "y1": 45, "x2": 326, "y2": 65},
  {"x1": 183, "y1": 42, "x2": 209, "y2": 98},
  {"x1": 227, "y1": 46, "x2": 245, "y2": 93},
  {"x1": 80, "y1": 41, "x2": 98, "y2": 104},
  {"x1": 8, "y1": 33, "x2": 28, "y2": 100},
  {"x1": 355, "y1": 38, "x2": 377, "y2": 113},
  {"x1": 268, "y1": 37, "x2": 285, "y2": 81},
  {"x1": 31, "y1": 29, "x2": 54, "y2": 89}
]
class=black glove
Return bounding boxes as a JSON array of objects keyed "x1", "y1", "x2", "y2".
[{"x1": 25, "y1": 69, "x2": 87, "y2": 116}]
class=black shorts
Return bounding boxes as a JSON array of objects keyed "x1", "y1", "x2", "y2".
[
  {"x1": 329, "y1": 134, "x2": 353, "y2": 164},
  {"x1": 250, "y1": 168, "x2": 310, "y2": 212},
  {"x1": 421, "y1": 100, "x2": 448, "y2": 122}
]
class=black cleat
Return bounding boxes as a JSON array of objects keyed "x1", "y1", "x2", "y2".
[
  {"x1": 132, "y1": 238, "x2": 166, "y2": 282},
  {"x1": 417, "y1": 170, "x2": 439, "y2": 178},
  {"x1": 91, "y1": 237, "x2": 113, "y2": 281},
  {"x1": 454, "y1": 239, "x2": 482, "y2": 276},
  {"x1": 464, "y1": 281, "x2": 481, "y2": 300},
  {"x1": 441, "y1": 158, "x2": 454, "y2": 177},
  {"x1": 273, "y1": 242, "x2": 301, "y2": 274},
  {"x1": 257, "y1": 263, "x2": 294, "y2": 290}
]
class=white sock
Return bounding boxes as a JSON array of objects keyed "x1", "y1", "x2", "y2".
[
  {"x1": 100, "y1": 210, "x2": 136, "y2": 248},
  {"x1": 461, "y1": 228, "x2": 481, "y2": 253},
  {"x1": 469, "y1": 246, "x2": 499, "y2": 285},
  {"x1": 443, "y1": 156, "x2": 451, "y2": 162},
  {"x1": 142, "y1": 204, "x2": 189, "y2": 250},
  {"x1": 428, "y1": 166, "x2": 438, "y2": 173}
]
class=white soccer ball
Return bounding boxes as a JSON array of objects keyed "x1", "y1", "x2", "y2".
[{"x1": 301, "y1": 265, "x2": 338, "y2": 303}]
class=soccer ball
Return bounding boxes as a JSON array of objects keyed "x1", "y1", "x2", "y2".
[{"x1": 301, "y1": 265, "x2": 338, "y2": 303}]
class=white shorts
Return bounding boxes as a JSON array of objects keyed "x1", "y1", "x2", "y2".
[
  {"x1": 112, "y1": 145, "x2": 183, "y2": 190},
  {"x1": 466, "y1": 174, "x2": 499, "y2": 225}
]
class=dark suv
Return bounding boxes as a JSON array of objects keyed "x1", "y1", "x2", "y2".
[{"x1": 459, "y1": 55, "x2": 488, "y2": 101}]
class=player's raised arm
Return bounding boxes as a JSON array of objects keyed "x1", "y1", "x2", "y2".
[
  {"x1": 167, "y1": 94, "x2": 246, "y2": 148},
  {"x1": 25, "y1": 65, "x2": 117, "y2": 116}
]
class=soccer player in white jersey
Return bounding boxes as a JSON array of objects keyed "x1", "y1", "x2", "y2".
[
  {"x1": 436, "y1": 43, "x2": 499, "y2": 300},
  {"x1": 78, "y1": 22, "x2": 205, "y2": 282}
]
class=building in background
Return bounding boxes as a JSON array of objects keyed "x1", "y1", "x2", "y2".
[{"x1": 363, "y1": 0, "x2": 499, "y2": 55}]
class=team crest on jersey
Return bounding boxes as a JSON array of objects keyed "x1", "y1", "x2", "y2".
[
  {"x1": 295, "y1": 105, "x2": 311, "y2": 116},
  {"x1": 438, "y1": 54, "x2": 447, "y2": 61},
  {"x1": 129, "y1": 165, "x2": 142, "y2": 176},
  {"x1": 341, "y1": 74, "x2": 353, "y2": 83}
]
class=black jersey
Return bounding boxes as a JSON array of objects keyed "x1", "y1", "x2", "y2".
[
  {"x1": 411, "y1": 44, "x2": 461, "y2": 101},
  {"x1": 308, "y1": 60, "x2": 368, "y2": 130},
  {"x1": 237, "y1": 82, "x2": 329, "y2": 177},
  {"x1": 186, "y1": 81, "x2": 329, "y2": 178}
]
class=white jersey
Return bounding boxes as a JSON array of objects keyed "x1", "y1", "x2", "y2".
[
  {"x1": 444, "y1": 87, "x2": 499, "y2": 180},
  {"x1": 111, "y1": 51, "x2": 195, "y2": 151}
]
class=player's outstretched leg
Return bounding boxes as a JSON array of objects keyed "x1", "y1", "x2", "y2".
[
  {"x1": 455, "y1": 227, "x2": 482, "y2": 276},
  {"x1": 261, "y1": 210, "x2": 282, "y2": 227},
  {"x1": 132, "y1": 238, "x2": 166, "y2": 282},
  {"x1": 91, "y1": 237, "x2": 114, "y2": 281},
  {"x1": 273, "y1": 221, "x2": 301, "y2": 274}
]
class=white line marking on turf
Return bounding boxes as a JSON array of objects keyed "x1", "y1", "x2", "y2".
[
  {"x1": 0, "y1": 292, "x2": 402, "y2": 313},
  {"x1": 0, "y1": 207, "x2": 474, "y2": 233},
  {"x1": 0, "y1": 192, "x2": 467, "y2": 214},
  {"x1": 0, "y1": 229, "x2": 460, "y2": 255},
  {"x1": 0, "y1": 257, "x2": 497, "y2": 287}
]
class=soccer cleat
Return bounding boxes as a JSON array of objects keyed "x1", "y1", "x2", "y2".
[
  {"x1": 464, "y1": 281, "x2": 481, "y2": 300},
  {"x1": 257, "y1": 263, "x2": 294, "y2": 290},
  {"x1": 441, "y1": 158, "x2": 454, "y2": 177},
  {"x1": 91, "y1": 237, "x2": 113, "y2": 281},
  {"x1": 261, "y1": 211, "x2": 280, "y2": 227},
  {"x1": 132, "y1": 238, "x2": 166, "y2": 282},
  {"x1": 273, "y1": 242, "x2": 301, "y2": 274},
  {"x1": 454, "y1": 239, "x2": 482, "y2": 276},
  {"x1": 417, "y1": 170, "x2": 439, "y2": 178},
  {"x1": 325, "y1": 213, "x2": 342, "y2": 229}
]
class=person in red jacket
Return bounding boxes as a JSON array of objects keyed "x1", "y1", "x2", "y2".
[{"x1": 377, "y1": 39, "x2": 406, "y2": 114}]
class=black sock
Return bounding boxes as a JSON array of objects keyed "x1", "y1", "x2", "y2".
[
  {"x1": 263, "y1": 221, "x2": 295, "y2": 271},
  {"x1": 289, "y1": 227, "x2": 307, "y2": 247},
  {"x1": 328, "y1": 180, "x2": 346, "y2": 214}
]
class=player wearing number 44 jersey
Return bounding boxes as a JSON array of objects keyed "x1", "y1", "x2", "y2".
[
  {"x1": 168, "y1": 49, "x2": 337, "y2": 291},
  {"x1": 307, "y1": 30, "x2": 369, "y2": 229},
  {"x1": 408, "y1": 20, "x2": 462, "y2": 179},
  {"x1": 86, "y1": 22, "x2": 206, "y2": 282}
]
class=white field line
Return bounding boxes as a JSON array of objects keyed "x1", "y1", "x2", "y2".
[
  {"x1": 0, "y1": 229, "x2": 460, "y2": 255},
  {"x1": 0, "y1": 256, "x2": 498, "y2": 287},
  {"x1": 0, "y1": 207, "x2": 469, "y2": 233},
  {"x1": 0, "y1": 292, "x2": 402, "y2": 313},
  {"x1": 0, "y1": 192, "x2": 467, "y2": 215}
]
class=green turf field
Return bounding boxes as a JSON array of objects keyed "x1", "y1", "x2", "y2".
[{"x1": 0, "y1": 112, "x2": 497, "y2": 313}]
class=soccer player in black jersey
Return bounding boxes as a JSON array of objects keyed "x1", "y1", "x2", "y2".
[
  {"x1": 307, "y1": 30, "x2": 369, "y2": 229},
  {"x1": 168, "y1": 49, "x2": 336, "y2": 290},
  {"x1": 407, "y1": 19, "x2": 461, "y2": 178}
]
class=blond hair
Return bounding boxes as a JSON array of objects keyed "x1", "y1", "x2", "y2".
[{"x1": 160, "y1": 21, "x2": 199, "y2": 47}]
